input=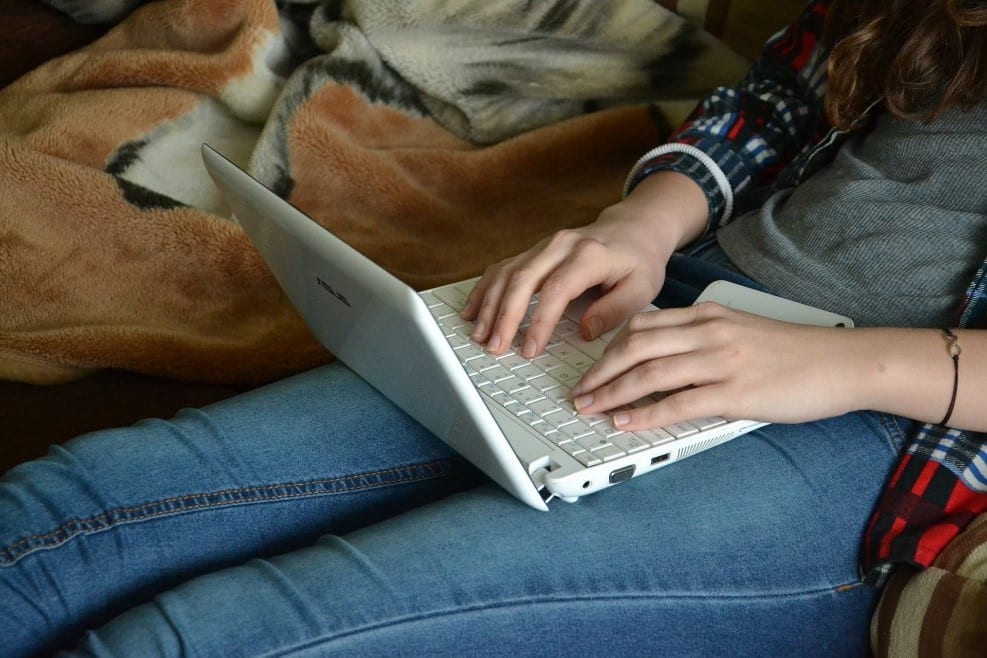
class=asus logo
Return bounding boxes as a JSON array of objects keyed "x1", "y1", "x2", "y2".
[{"x1": 316, "y1": 277, "x2": 351, "y2": 308}]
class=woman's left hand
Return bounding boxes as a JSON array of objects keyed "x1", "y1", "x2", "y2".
[{"x1": 569, "y1": 301, "x2": 864, "y2": 430}]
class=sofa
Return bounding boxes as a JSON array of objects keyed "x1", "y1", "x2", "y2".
[{"x1": 1, "y1": 1, "x2": 983, "y2": 655}]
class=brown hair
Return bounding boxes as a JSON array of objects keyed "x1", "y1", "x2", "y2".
[{"x1": 823, "y1": 0, "x2": 987, "y2": 130}]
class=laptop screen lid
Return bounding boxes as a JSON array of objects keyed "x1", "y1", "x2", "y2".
[{"x1": 201, "y1": 144, "x2": 547, "y2": 510}]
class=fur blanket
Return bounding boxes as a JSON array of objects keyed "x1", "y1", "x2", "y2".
[{"x1": 0, "y1": 0, "x2": 747, "y2": 385}]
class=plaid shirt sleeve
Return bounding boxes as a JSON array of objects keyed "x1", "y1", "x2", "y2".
[{"x1": 624, "y1": 0, "x2": 831, "y2": 231}]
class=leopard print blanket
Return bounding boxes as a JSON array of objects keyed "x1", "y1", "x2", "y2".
[{"x1": 0, "y1": 0, "x2": 746, "y2": 385}]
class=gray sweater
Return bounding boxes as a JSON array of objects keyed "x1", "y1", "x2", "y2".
[{"x1": 717, "y1": 101, "x2": 987, "y2": 328}]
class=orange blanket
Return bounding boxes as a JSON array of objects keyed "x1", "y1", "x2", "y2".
[{"x1": 0, "y1": 0, "x2": 746, "y2": 385}]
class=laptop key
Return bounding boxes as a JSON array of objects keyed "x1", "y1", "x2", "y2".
[
  {"x1": 563, "y1": 334, "x2": 607, "y2": 361},
  {"x1": 532, "y1": 353, "x2": 566, "y2": 372},
  {"x1": 611, "y1": 433, "x2": 650, "y2": 454},
  {"x1": 577, "y1": 436, "x2": 614, "y2": 453},
  {"x1": 495, "y1": 353, "x2": 529, "y2": 371},
  {"x1": 532, "y1": 380, "x2": 575, "y2": 402},
  {"x1": 663, "y1": 422, "x2": 699, "y2": 439},
  {"x1": 432, "y1": 286, "x2": 470, "y2": 311},
  {"x1": 430, "y1": 305, "x2": 456, "y2": 320},
  {"x1": 692, "y1": 416, "x2": 728, "y2": 430},
  {"x1": 419, "y1": 292, "x2": 442, "y2": 307},
  {"x1": 543, "y1": 408, "x2": 576, "y2": 427},
  {"x1": 636, "y1": 427, "x2": 675, "y2": 446},
  {"x1": 494, "y1": 375, "x2": 523, "y2": 393},
  {"x1": 467, "y1": 354, "x2": 499, "y2": 372},
  {"x1": 574, "y1": 451, "x2": 603, "y2": 467},
  {"x1": 513, "y1": 386, "x2": 544, "y2": 406},
  {"x1": 446, "y1": 333, "x2": 471, "y2": 349},
  {"x1": 547, "y1": 344, "x2": 594, "y2": 372},
  {"x1": 552, "y1": 318, "x2": 580, "y2": 338},
  {"x1": 512, "y1": 364, "x2": 543, "y2": 381},
  {"x1": 455, "y1": 343, "x2": 484, "y2": 361},
  {"x1": 593, "y1": 444, "x2": 627, "y2": 462},
  {"x1": 557, "y1": 420, "x2": 595, "y2": 440},
  {"x1": 528, "y1": 397, "x2": 562, "y2": 417},
  {"x1": 558, "y1": 442, "x2": 585, "y2": 458},
  {"x1": 483, "y1": 365, "x2": 514, "y2": 382}
]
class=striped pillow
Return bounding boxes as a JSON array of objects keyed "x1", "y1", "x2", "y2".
[{"x1": 871, "y1": 513, "x2": 987, "y2": 657}]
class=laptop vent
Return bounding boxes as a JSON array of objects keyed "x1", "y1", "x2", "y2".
[{"x1": 678, "y1": 433, "x2": 732, "y2": 461}]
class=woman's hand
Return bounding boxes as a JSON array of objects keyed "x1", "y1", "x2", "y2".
[
  {"x1": 461, "y1": 171, "x2": 709, "y2": 358},
  {"x1": 569, "y1": 302, "x2": 865, "y2": 430},
  {"x1": 462, "y1": 216, "x2": 667, "y2": 359}
]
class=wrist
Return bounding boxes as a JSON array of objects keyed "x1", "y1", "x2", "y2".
[
  {"x1": 618, "y1": 171, "x2": 710, "y2": 255},
  {"x1": 845, "y1": 328, "x2": 957, "y2": 424}
]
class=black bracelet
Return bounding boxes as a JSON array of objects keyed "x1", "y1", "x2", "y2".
[{"x1": 941, "y1": 328, "x2": 961, "y2": 427}]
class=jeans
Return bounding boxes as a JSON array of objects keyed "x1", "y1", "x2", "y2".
[{"x1": 0, "y1": 245, "x2": 911, "y2": 657}]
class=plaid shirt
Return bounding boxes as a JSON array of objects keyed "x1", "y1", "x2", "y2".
[{"x1": 627, "y1": 0, "x2": 987, "y2": 584}]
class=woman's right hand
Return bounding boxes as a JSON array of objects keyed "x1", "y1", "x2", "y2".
[{"x1": 461, "y1": 171, "x2": 710, "y2": 358}]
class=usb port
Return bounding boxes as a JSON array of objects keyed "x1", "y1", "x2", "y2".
[{"x1": 651, "y1": 453, "x2": 670, "y2": 465}]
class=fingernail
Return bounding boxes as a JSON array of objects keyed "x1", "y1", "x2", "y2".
[
  {"x1": 522, "y1": 337, "x2": 537, "y2": 358},
  {"x1": 613, "y1": 413, "x2": 630, "y2": 427},
  {"x1": 587, "y1": 317, "x2": 603, "y2": 340},
  {"x1": 487, "y1": 334, "x2": 501, "y2": 353},
  {"x1": 471, "y1": 320, "x2": 486, "y2": 339},
  {"x1": 573, "y1": 394, "x2": 593, "y2": 411}
]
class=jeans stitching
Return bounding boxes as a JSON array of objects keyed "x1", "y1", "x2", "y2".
[
  {"x1": 876, "y1": 413, "x2": 907, "y2": 453},
  {"x1": 0, "y1": 458, "x2": 463, "y2": 567},
  {"x1": 263, "y1": 585, "x2": 872, "y2": 656}
]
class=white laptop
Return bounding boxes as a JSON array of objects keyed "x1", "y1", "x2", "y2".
[{"x1": 201, "y1": 144, "x2": 850, "y2": 510}]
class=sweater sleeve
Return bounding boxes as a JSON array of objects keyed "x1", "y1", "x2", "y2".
[{"x1": 625, "y1": 0, "x2": 832, "y2": 231}]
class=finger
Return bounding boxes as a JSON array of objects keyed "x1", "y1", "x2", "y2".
[
  {"x1": 467, "y1": 263, "x2": 513, "y2": 345},
  {"x1": 482, "y1": 266, "x2": 546, "y2": 354},
  {"x1": 571, "y1": 303, "x2": 736, "y2": 395},
  {"x1": 573, "y1": 350, "x2": 722, "y2": 415},
  {"x1": 611, "y1": 383, "x2": 730, "y2": 432},
  {"x1": 573, "y1": 319, "x2": 705, "y2": 396},
  {"x1": 519, "y1": 240, "x2": 615, "y2": 357},
  {"x1": 605, "y1": 301, "x2": 726, "y2": 333},
  {"x1": 581, "y1": 273, "x2": 660, "y2": 340},
  {"x1": 476, "y1": 233, "x2": 578, "y2": 353},
  {"x1": 461, "y1": 267, "x2": 498, "y2": 320}
]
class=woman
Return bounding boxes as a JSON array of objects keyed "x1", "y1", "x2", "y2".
[{"x1": 2, "y1": 1, "x2": 985, "y2": 655}]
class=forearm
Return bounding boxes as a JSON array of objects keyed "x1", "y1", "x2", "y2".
[
  {"x1": 846, "y1": 327, "x2": 986, "y2": 431},
  {"x1": 613, "y1": 170, "x2": 708, "y2": 257}
]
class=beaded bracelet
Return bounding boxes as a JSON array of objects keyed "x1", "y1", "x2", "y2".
[{"x1": 941, "y1": 328, "x2": 961, "y2": 427}]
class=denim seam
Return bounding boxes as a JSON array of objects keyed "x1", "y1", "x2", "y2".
[
  {"x1": 876, "y1": 413, "x2": 907, "y2": 453},
  {"x1": 264, "y1": 583, "x2": 869, "y2": 657},
  {"x1": 0, "y1": 458, "x2": 462, "y2": 567}
]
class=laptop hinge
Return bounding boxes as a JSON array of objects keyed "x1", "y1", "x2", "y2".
[{"x1": 531, "y1": 467, "x2": 555, "y2": 503}]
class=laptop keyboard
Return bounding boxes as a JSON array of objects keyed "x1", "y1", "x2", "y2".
[{"x1": 421, "y1": 281, "x2": 728, "y2": 467}]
